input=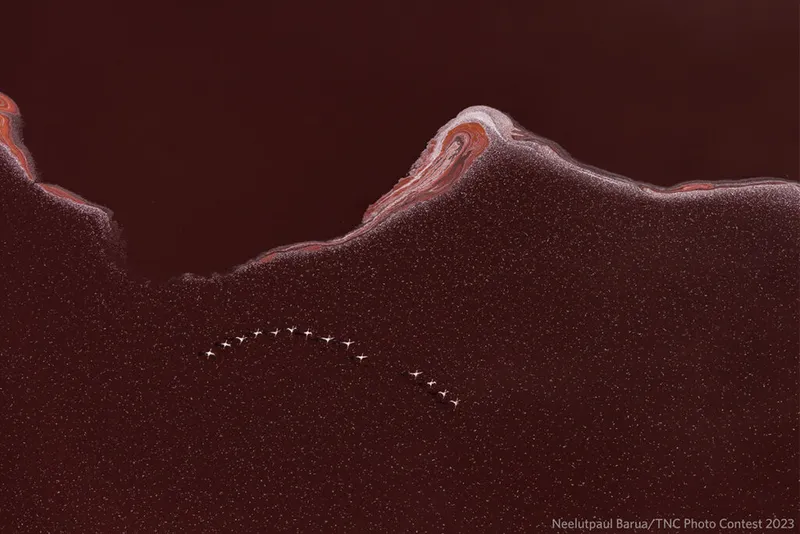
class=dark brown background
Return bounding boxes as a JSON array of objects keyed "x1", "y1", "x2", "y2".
[
  {"x1": 3, "y1": 1, "x2": 798, "y2": 279},
  {"x1": 1, "y1": 3, "x2": 798, "y2": 530}
]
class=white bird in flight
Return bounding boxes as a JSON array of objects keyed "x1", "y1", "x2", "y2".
[
  {"x1": 270, "y1": 328, "x2": 280, "y2": 336},
  {"x1": 450, "y1": 399, "x2": 460, "y2": 408},
  {"x1": 426, "y1": 380, "x2": 436, "y2": 387},
  {"x1": 204, "y1": 350, "x2": 215, "y2": 358},
  {"x1": 304, "y1": 330, "x2": 313, "y2": 338},
  {"x1": 236, "y1": 336, "x2": 246, "y2": 344},
  {"x1": 253, "y1": 329, "x2": 263, "y2": 337},
  {"x1": 409, "y1": 370, "x2": 422, "y2": 379},
  {"x1": 221, "y1": 341, "x2": 231, "y2": 348},
  {"x1": 356, "y1": 354, "x2": 368, "y2": 362},
  {"x1": 320, "y1": 335, "x2": 334, "y2": 343},
  {"x1": 438, "y1": 389, "x2": 449, "y2": 399},
  {"x1": 342, "y1": 340, "x2": 354, "y2": 349},
  {"x1": 287, "y1": 326, "x2": 297, "y2": 334}
]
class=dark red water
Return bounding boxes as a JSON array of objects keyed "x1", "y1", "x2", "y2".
[
  {"x1": 1, "y1": 97, "x2": 797, "y2": 531},
  {"x1": 3, "y1": 2, "x2": 797, "y2": 282}
]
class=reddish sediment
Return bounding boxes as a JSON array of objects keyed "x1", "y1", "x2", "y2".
[
  {"x1": 1, "y1": 91, "x2": 109, "y2": 213},
  {"x1": 38, "y1": 183, "x2": 97, "y2": 207},
  {"x1": 1, "y1": 94, "x2": 794, "y2": 271},
  {"x1": 255, "y1": 121, "x2": 491, "y2": 265},
  {"x1": 0, "y1": 93, "x2": 36, "y2": 182},
  {"x1": 363, "y1": 122, "x2": 489, "y2": 224}
]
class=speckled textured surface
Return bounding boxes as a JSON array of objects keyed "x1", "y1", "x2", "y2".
[{"x1": 1, "y1": 104, "x2": 798, "y2": 531}]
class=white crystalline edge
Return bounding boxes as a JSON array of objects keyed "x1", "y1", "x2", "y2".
[
  {"x1": 438, "y1": 105, "x2": 513, "y2": 142},
  {"x1": 3, "y1": 104, "x2": 797, "y2": 279},
  {"x1": 459, "y1": 106, "x2": 798, "y2": 200},
  {"x1": 404, "y1": 106, "x2": 510, "y2": 180},
  {"x1": 0, "y1": 133, "x2": 113, "y2": 222},
  {"x1": 359, "y1": 105, "x2": 509, "y2": 224}
]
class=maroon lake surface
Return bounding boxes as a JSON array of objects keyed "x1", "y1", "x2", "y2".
[{"x1": 1, "y1": 97, "x2": 798, "y2": 531}]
